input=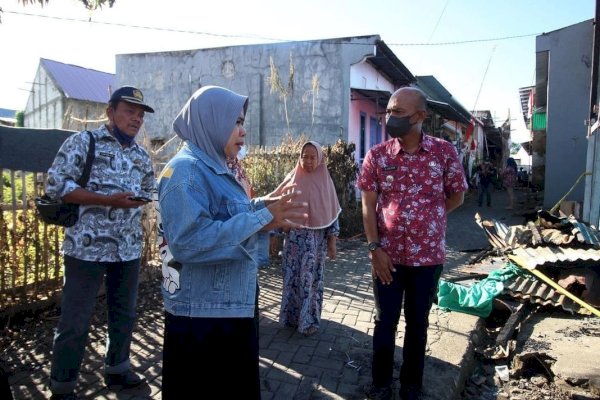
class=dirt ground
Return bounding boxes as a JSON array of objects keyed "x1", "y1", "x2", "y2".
[{"x1": 460, "y1": 304, "x2": 600, "y2": 400}]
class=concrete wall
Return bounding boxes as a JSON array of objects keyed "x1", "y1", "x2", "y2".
[
  {"x1": 116, "y1": 36, "x2": 380, "y2": 158},
  {"x1": 537, "y1": 20, "x2": 593, "y2": 208}
]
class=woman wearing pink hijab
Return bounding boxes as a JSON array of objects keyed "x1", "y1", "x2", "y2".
[{"x1": 279, "y1": 141, "x2": 341, "y2": 336}]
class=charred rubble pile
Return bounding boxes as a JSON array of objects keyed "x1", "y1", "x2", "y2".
[{"x1": 438, "y1": 209, "x2": 600, "y2": 399}]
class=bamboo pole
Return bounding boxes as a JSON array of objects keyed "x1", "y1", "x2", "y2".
[
  {"x1": 508, "y1": 254, "x2": 600, "y2": 318},
  {"x1": 549, "y1": 171, "x2": 592, "y2": 215}
]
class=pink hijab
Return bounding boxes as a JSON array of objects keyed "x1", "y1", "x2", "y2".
[{"x1": 282, "y1": 141, "x2": 341, "y2": 229}]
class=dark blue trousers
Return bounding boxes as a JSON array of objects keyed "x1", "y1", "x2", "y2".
[{"x1": 371, "y1": 264, "x2": 443, "y2": 390}]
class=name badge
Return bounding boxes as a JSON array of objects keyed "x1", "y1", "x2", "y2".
[
  {"x1": 100, "y1": 151, "x2": 115, "y2": 159},
  {"x1": 382, "y1": 166, "x2": 397, "y2": 171}
]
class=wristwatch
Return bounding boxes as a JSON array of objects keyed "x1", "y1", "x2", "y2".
[{"x1": 368, "y1": 242, "x2": 381, "y2": 252}]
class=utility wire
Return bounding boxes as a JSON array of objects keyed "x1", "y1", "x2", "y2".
[
  {"x1": 391, "y1": 33, "x2": 537, "y2": 46},
  {"x1": 2, "y1": 9, "x2": 541, "y2": 46},
  {"x1": 473, "y1": 46, "x2": 496, "y2": 111},
  {"x1": 427, "y1": 0, "x2": 450, "y2": 43},
  {"x1": 414, "y1": 0, "x2": 449, "y2": 70},
  {"x1": 2, "y1": 10, "x2": 282, "y2": 41}
]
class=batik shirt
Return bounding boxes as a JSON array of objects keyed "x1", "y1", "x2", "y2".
[
  {"x1": 357, "y1": 134, "x2": 468, "y2": 266},
  {"x1": 45, "y1": 125, "x2": 155, "y2": 262}
]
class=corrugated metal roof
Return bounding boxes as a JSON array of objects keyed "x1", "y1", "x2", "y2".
[
  {"x1": 0, "y1": 108, "x2": 16, "y2": 119},
  {"x1": 475, "y1": 213, "x2": 600, "y2": 315},
  {"x1": 372, "y1": 40, "x2": 416, "y2": 85},
  {"x1": 427, "y1": 99, "x2": 471, "y2": 124},
  {"x1": 477, "y1": 213, "x2": 600, "y2": 269},
  {"x1": 532, "y1": 112, "x2": 547, "y2": 130},
  {"x1": 416, "y1": 75, "x2": 473, "y2": 124},
  {"x1": 504, "y1": 275, "x2": 590, "y2": 315},
  {"x1": 519, "y1": 86, "x2": 534, "y2": 123},
  {"x1": 511, "y1": 247, "x2": 600, "y2": 270},
  {"x1": 351, "y1": 88, "x2": 391, "y2": 110},
  {"x1": 40, "y1": 58, "x2": 115, "y2": 104}
]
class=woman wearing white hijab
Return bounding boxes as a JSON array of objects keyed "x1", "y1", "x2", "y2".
[{"x1": 157, "y1": 86, "x2": 306, "y2": 398}]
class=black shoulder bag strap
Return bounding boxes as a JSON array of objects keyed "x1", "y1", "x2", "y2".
[{"x1": 76, "y1": 131, "x2": 95, "y2": 187}]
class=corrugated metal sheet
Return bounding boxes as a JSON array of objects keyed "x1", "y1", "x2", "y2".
[
  {"x1": 476, "y1": 214, "x2": 600, "y2": 315},
  {"x1": 504, "y1": 275, "x2": 590, "y2": 315},
  {"x1": 511, "y1": 247, "x2": 600, "y2": 270},
  {"x1": 478, "y1": 214, "x2": 600, "y2": 269},
  {"x1": 416, "y1": 75, "x2": 472, "y2": 124},
  {"x1": 41, "y1": 58, "x2": 115, "y2": 103},
  {"x1": 0, "y1": 108, "x2": 16, "y2": 119},
  {"x1": 373, "y1": 40, "x2": 416, "y2": 85},
  {"x1": 532, "y1": 112, "x2": 546, "y2": 130}
]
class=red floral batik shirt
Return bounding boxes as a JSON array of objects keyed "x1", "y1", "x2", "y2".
[{"x1": 357, "y1": 134, "x2": 468, "y2": 266}]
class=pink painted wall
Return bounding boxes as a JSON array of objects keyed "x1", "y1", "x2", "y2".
[{"x1": 349, "y1": 91, "x2": 386, "y2": 164}]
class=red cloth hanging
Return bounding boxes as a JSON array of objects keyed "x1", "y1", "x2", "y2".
[{"x1": 464, "y1": 118, "x2": 475, "y2": 142}]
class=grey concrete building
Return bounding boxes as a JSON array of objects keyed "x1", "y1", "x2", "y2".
[
  {"x1": 535, "y1": 20, "x2": 594, "y2": 209},
  {"x1": 115, "y1": 35, "x2": 416, "y2": 159}
]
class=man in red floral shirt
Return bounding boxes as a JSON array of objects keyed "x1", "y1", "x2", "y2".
[{"x1": 358, "y1": 86, "x2": 468, "y2": 400}]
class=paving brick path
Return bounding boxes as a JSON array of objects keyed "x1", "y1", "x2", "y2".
[{"x1": 5, "y1": 187, "x2": 530, "y2": 399}]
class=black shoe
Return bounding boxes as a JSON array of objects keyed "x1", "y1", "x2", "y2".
[
  {"x1": 50, "y1": 393, "x2": 78, "y2": 400},
  {"x1": 104, "y1": 370, "x2": 146, "y2": 389},
  {"x1": 400, "y1": 385, "x2": 422, "y2": 400},
  {"x1": 365, "y1": 384, "x2": 392, "y2": 400}
]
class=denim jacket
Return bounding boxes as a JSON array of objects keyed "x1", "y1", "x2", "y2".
[{"x1": 157, "y1": 142, "x2": 271, "y2": 318}]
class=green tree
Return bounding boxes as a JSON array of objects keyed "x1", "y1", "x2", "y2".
[
  {"x1": 15, "y1": 111, "x2": 24, "y2": 127},
  {"x1": 510, "y1": 142, "x2": 521, "y2": 155},
  {"x1": 17, "y1": 0, "x2": 115, "y2": 9},
  {"x1": 2, "y1": 1, "x2": 115, "y2": 24}
]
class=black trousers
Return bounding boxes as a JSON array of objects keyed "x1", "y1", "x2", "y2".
[
  {"x1": 371, "y1": 264, "x2": 443, "y2": 389},
  {"x1": 0, "y1": 360, "x2": 13, "y2": 400},
  {"x1": 162, "y1": 312, "x2": 260, "y2": 399}
]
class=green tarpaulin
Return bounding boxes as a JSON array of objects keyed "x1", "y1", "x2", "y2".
[{"x1": 437, "y1": 263, "x2": 531, "y2": 317}]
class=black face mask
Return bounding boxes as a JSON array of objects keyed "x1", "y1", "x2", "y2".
[
  {"x1": 386, "y1": 113, "x2": 416, "y2": 138},
  {"x1": 111, "y1": 123, "x2": 135, "y2": 147}
]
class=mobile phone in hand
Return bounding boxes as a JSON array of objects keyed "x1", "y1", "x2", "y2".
[{"x1": 128, "y1": 196, "x2": 152, "y2": 202}]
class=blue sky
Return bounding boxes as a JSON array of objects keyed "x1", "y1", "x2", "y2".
[{"x1": 0, "y1": 0, "x2": 595, "y2": 141}]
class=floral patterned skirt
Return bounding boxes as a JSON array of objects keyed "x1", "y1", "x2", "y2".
[{"x1": 279, "y1": 228, "x2": 327, "y2": 335}]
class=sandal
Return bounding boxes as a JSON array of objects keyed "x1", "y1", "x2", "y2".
[{"x1": 302, "y1": 326, "x2": 318, "y2": 336}]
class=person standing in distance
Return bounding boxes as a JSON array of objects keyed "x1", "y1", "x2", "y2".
[
  {"x1": 475, "y1": 158, "x2": 494, "y2": 207},
  {"x1": 45, "y1": 86, "x2": 155, "y2": 399},
  {"x1": 502, "y1": 157, "x2": 518, "y2": 210},
  {"x1": 357, "y1": 86, "x2": 468, "y2": 400}
]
